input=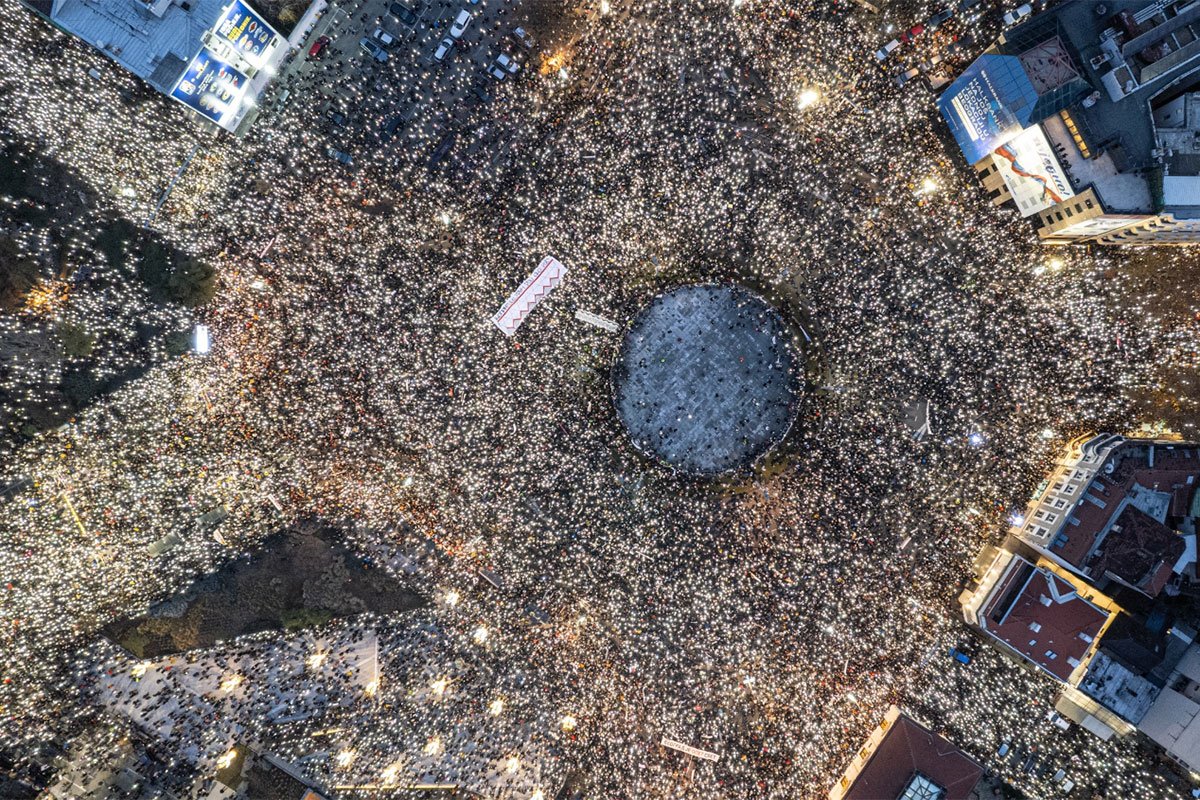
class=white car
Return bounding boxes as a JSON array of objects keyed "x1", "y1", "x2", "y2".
[
  {"x1": 1002, "y1": 3, "x2": 1032, "y2": 25},
  {"x1": 450, "y1": 9, "x2": 471, "y2": 38},
  {"x1": 487, "y1": 61, "x2": 507, "y2": 80},
  {"x1": 434, "y1": 37, "x2": 454, "y2": 61},
  {"x1": 496, "y1": 53, "x2": 519, "y2": 75},
  {"x1": 874, "y1": 39, "x2": 899, "y2": 62},
  {"x1": 371, "y1": 28, "x2": 396, "y2": 47}
]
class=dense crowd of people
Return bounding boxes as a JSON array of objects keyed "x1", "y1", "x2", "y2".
[{"x1": 1, "y1": 0, "x2": 1199, "y2": 796}]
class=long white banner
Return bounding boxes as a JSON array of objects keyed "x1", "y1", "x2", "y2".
[
  {"x1": 661, "y1": 737, "x2": 720, "y2": 761},
  {"x1": 491, "y1": 256, "x2": 567, "y2": 336}
]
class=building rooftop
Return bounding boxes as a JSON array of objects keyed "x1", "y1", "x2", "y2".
[
  {"x1": 1021, "y1": 440, "x2": 1198, "y2": 598},
  {"x1": 1078, "y1": 649, "x2": 1161, "y2": 724},
  {"x1": 44, "y1": 0, "x2": 232, "y2": 93},
  {"x1": 978, "y1": 555, "x2": 1109, "y2": 682},
  {"x1": 943, "y1": 0, "x2": 1200, "y2": 220},
  {"x1": 830, "y1": 707, "x2": 982, "y2": 800}
]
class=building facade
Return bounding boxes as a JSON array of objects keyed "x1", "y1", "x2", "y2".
[
  {"x1": 940, "y1": 0, "x2": 1200, "y2": 245},
  {"x1": 22, "y1": 0, "x2": 288, "y2": 132}
]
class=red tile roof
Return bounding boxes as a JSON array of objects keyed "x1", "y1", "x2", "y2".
[
  {"x1": 843, "y1": 714, "x2": 983, "y2": 800},
  {"x1": 980, "y1": 556, "x2": 1108, "y2": 682},
  {"x1": 1047, "y1": 444, "x2": 1197, "y2": 595}
]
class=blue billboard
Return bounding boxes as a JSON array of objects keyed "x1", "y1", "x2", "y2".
[
  {"x1": 937, "y1": 54, "x2": 1040, "y2": 165},
  {"x1": 169, "y1": 47, "x2": 249, "y2": 127},
  {"x1": 213, "y1": 0, "x2": 279, "y2": 62}
]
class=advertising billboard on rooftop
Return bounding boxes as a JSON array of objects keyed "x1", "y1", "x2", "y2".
[
  {"x1": 169, "y1": 47, "x2": 250, "y2": 130},
  {"x1": 992, "y1": 126, "x2": 1075, "y2": 217},
  {"x1": 213, "y1": 0, "x2": 280, "y2": 64},
  {"x1": 938, "y1": 54, "x2": 1040, "y2": 165}
]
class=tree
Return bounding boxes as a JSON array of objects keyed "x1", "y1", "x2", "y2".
[
  {"x1": 166, "y1": 256, "x2": 217, "y2": 308},
  {"x1": 0, "y1": 236, "x2": 40, "y2": 310},
  {"x1": 57, "y1": 321, "x2": 96, "y2": 358}
]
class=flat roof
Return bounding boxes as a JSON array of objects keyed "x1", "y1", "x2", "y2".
[
  {"x1": 979, "y1": 555, "x2": 1108, "y2": 682},
  {"x1": 45, "y1": 0, "x2": 232, "y2": 92}
]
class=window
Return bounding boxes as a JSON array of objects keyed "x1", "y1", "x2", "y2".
[
  {"x1": 1045, "y1": 650, "x2": 1058, "y2": 659},
  {"x1": 1029, "y1": 622, "x2": 1042, "y2": 632}
]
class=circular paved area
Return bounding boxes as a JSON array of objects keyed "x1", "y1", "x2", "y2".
[{"x1": 613, "y1": 285, "x2": 801, "y2": 476}]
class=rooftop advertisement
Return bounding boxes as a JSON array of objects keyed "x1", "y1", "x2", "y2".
[
  {"x1": 169, "y1": 47, "x2": 250, "y2": 130},
  {"x1": 938, "y1": 54, "x2": 1040, "y2": 165},
  {"x1": 212, "y1": 0, "x2": 280, "y2": 64},
  {"x1": 992, "y1": 126, "x2": 1075, "y2": 217}
]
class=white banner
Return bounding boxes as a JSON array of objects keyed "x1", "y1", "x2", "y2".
[
  {"x1": 491, "y1": 256, "x2": 567, "y2": 336},
  {"x1": 575, "y1": 309, "x2": 619, "y2": 332},
  {"x1": 661, "y1": 737, "x2": 720, "y2": 761}
]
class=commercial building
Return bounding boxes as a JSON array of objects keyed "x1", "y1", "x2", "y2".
[
  {"x1": 828, "y1": 705, "x2": 984, "y2": 800},
  {"x1": 961, "y1": 432, "x2": 1200, "y2": 772},
  {"x1": 962, "y1": 550, "x2": 1117, "y2": 683},
  {"x1": 22, "y1": 0, "x2": 288, "y2": 132},
  {"x1": 939, "y1": 0, "x2": 1200, "y2": 244},
  {"x1": 1009, "y1": 434, "x2": 1199, "y2": 600}
]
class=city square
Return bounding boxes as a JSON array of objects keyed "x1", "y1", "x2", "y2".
[{"x1": 1, "y1": 0, "x2": 1200, "y2": 797}]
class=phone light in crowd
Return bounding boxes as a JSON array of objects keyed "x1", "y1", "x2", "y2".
[
  {"x1": 1009, "y1": 512, "x2": 1025, "y2": 527},
  {"x1": 194, "y1": 324, "x2": 210, "y2": 355},
  {"x1": 968, "y1": 432, "x2": 985, "y2": 447}
]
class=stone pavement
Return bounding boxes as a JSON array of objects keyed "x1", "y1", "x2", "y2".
[{"x1": 613, "y1": 284, "x2": 801, "y2": 476}]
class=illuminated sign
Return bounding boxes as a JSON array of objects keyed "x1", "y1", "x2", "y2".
[
  {"x1": 170, "y1": 48, "x2": 250, "y2": 129},
  {"x1": 992, "y1": 126, "x2": 1074, "y2": 217},
  {"x1": 213, "y1": 0, "x2": 280, "y2": 63},
  {"x1": 939, "y1": 54, "x2": 1039, "y2": 165}
]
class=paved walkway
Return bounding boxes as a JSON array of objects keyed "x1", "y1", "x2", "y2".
[{"x1": 613, "y1": 284, "x2": 801, "y2": 476}]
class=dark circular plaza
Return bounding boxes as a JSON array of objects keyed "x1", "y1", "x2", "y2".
[{"x1": 613, "y1": 284, "x2": 802, "y2": 476}]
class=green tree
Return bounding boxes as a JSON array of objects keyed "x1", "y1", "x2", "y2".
[
  {"x1": 166, "y1": 256, "x2": 217, "y2": 307},
  {"x1": 57, "y1": 321, "x2": 96, "y2": 358},
  {"x1": 0, "y1": 236, "x2": 40, "y2": 310}
]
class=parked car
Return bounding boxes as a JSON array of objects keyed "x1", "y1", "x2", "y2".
[
  {"x1": 875, "y1": 39, "x2": 900, "y2": 61},
  {"x1": 496, "y1": 53, "x2": 520, "y2": 75},
  {"x1": 326, "y1": 109, "x2": 347, "y2": 125},
  {"x1": 327, "y1": 148, "x2": 353, "y2": 165},
  {"x1": 511, "y1": 26, "x2": 535, "y2": 49},
  {"x1": 948, "y1": 647, "x2": 971, "y2": 664},
  {"x1": 360, "y1": 37, "x2": 389, "y2": 61},
  {"x1": 487, "y1": 61, "x2": 507, "y2": 80},
  {"x1": 389, "y1": 2, "x2": 420, "y2": 25},
  {"x1": 308, "y1": 34, "x2": 330, "y2": 58},
  {"x1": 450, "y1": 9, "x2": 471, "y2": 38},
  {"x1": 434, "y1": 37, "x2": 454, "y2": 61},
  {"x1": 1003, "y1": 3, "x2": 1032, "y2": 25},
  {"x1": 371, "y1": 28, "x2": 397, "y2": 47},
  {"x1": 896, "y1": 66, "x2": 920, "y2": 87},
  {"x1": 899, "y1": 24, "x2": 925, "y2": 43},
  {"x1": 471, "y1": 83, "x2": 493, "y2": 103},
  {"x1": 927, "y1": 7, "x2": 954, "y2": 29}
]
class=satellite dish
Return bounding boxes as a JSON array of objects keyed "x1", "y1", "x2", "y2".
[{"x1": 1096, "y1": 4, "x2": 1107, "y2": 14}]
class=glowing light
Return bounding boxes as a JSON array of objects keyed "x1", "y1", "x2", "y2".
[
  {"x1": 560, "y1": 714, "x2": 577, "y2": 732},
  {"x1": 423, "y1": 737, "x2": 442, "y2": 756},
  {"x1": 472, "y1": 625, "x2": 489, "y2": 644},
  {"x1": 193, "y1": 324, "x2": 211, "y2": 355},
  {"x1": 216, "y1": 748, "x2": 237, "y2": 770},
  {"x1": 797, "y1": 88, "x2": 820, "y2": 109},
  {"x1": 219, "y1": 675, "x2": 242, "y2": 692},
  {"x1": 306, "y1": 652, "x2": 327, "y2": 670},
  {"x1": 336, "y1": 748, "x2": 356, "y2": 768},
  {"x1": 489, "y1": 698, "x2": 505, "y2": 715},
  {"x1": 431, "y1": 677, "x2": 449, "y2": 696}
]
